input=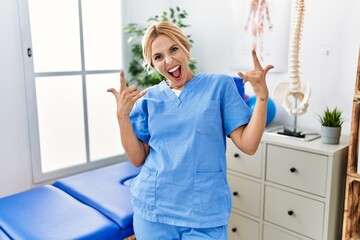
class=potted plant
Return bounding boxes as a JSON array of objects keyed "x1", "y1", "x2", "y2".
[
  {"x1": 124, "y1": 6, "x2": 196, "y2": 87},
  {"x1": 318, "y1": 107, "x2": 344, "y2": 144}
]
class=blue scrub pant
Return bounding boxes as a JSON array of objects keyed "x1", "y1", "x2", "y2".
[{"x1": 133, "y1": 213, "x2": 228, "y2": 240}]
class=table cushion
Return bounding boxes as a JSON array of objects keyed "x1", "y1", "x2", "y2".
[
  {"x1": 0, "y1": 185, "x2": 121, "y2": 240},
  {"x1": 53, "y1": 161, "x2": 140, "y2": 236}
]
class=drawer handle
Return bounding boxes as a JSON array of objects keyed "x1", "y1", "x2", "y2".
[
  {"x1": 232, "y1": 227, "x2": 237, "y2": 232},
  {"x1": 288, "y1": 210, "x2": 294, "y2": 216},
  {"x1": 234, "y1": 153, "x2": 240, "y2": 158},
  {"x1": 233, "y1": 191, "x2": 239, "y2": 196},
  {"x1": 290, "y1": 167, "x2": 297, "y2": 173}
]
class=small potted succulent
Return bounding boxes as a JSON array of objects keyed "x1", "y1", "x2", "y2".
[{"x1": 318, "y1": 107, "x2": 344, "y2": 144}]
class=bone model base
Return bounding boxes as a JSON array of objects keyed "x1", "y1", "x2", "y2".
[{"x1": 265, "y1": 125, "x2": 321, "y2": 142}]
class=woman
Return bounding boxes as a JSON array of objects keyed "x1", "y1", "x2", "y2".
[{"x1": 108, "y1": 21, "x2": 273, "y2": 240}]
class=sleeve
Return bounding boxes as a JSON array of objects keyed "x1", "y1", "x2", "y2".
[
  {"x1": 129, "y1": 98, "x2": 150, "y2": 143},
  {"x1": 221, "y1": 76, "x2": 253, "y2": 136}
]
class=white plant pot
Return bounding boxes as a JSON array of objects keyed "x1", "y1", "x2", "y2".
[{"x1": 321, "y1": 126, "x2": 341, "y2": 144}]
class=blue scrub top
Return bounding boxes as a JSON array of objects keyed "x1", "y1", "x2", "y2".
[{"x1": 129, "y1": 73, "x2": 252, "y2": 228}]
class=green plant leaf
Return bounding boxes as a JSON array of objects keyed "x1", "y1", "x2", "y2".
[{"x1": 318, "y1": 107, "x2": 344, "y2": 127}]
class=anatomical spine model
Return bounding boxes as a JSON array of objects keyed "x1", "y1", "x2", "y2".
[{"x1": 273, "y1": 0, "x2": 310, "y2": 116}]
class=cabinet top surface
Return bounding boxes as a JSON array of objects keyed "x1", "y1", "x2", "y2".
[{"x1": 261, "y1": 127, "x2": 349, "y2": 155}]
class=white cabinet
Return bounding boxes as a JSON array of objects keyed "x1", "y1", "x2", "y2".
[
  {"x1": 266, "y1": 144, "x2": 328, "y2": 196},
  {"x1": 264, "y1": 186, "x2": 324, "y2": 239},
  {"x1": 229, "y1": 212, "x2": 260, "y2": 240},
  {"x1": 263, "y1": 225, "x2": 302, "y2": 240},
  {"x1": 227, "y1": 133, "x2": 348, "y2": 240},
  {"x1": 227, "y1": 143, "x2": 263, "y2": 179},
  {"x1": 228, "y1": 174, "x2": 262, "y2": 217}
]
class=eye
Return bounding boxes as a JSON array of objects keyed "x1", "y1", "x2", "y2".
[
  {"x1": 170, "y1": 46, "x2": 178, "y2": 53},
  {"x1": 153, "y1": 55, "x2": 162, "y2": 61}
]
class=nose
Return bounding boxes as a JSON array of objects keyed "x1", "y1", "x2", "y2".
[{"x1": 165, "y1": 55, "x2": 173, "y2": 64}]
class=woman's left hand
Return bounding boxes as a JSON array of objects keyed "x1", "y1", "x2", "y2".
[{"x1": 238, "y1": 50, "x2": 274, "y2": 99}]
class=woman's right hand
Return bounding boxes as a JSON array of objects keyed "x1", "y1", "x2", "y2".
[
  {"x1": 107, "y1": 70, "x2": 147, "y2": 118},
  {"x1": 107, "y1": 70, "x2": 149, "y2": 167}
]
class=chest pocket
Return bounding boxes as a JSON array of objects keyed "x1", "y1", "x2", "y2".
[{"x1": 195, "y1": 100, "x2": 221, "y2": 135}]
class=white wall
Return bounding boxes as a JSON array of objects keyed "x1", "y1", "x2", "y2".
[
  {"x1": 0, "y1": 0, "x2": 359, "y2": 197},
  {"x1": 126, "y1": 0, "x2": 360, "y2": 135},
  {"x1": 0, "y1": 0, "x2": 32, "y2": 197}
]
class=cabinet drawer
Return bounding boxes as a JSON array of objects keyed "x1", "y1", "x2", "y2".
[
  {"x1": 266, "y1": 144, "x2": 328, "y2": 196},
  {"x1": 264, "y1": 186, "x2": 324, "y2": 240},
  {"x1": 227, "y1": 141, "x2": 263, "y2": 178},
  {"x1": 228, "y1": 174, "x2": 261, "y2": 217},
  {"x1": 263, "y1": 225, "x2": 303, "y2": 240},
  {"x1": 228, "y1": 212, "x2": 259, "y2": 240}
]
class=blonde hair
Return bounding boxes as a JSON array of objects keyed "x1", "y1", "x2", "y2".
[{"x1": 142, "y1": 21, "x2": 191, "y2": 71}]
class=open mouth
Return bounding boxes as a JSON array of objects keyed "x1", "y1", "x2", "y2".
[{"x1": 168, "y1": 65, "x2": 182, "y2": 80}]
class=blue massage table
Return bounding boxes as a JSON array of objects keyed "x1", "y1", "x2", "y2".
[
  {"x1": 0, "y1": 161, "x2": 140, "y2": 240},
  {"x1": 53, "y1": 162, "x2": 140, "y2": 238},
  {"x1": 0, "y1": 228, "x2": 10, "y2": 240}
]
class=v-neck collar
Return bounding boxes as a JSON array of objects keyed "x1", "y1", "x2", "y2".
[{"x1": 159, "y1": 74, "x2": 201, "y2": 101}]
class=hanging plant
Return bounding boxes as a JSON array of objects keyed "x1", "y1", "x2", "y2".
[{"x1": 124, "y1": 6, "x2": 196, "y2": 87}]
